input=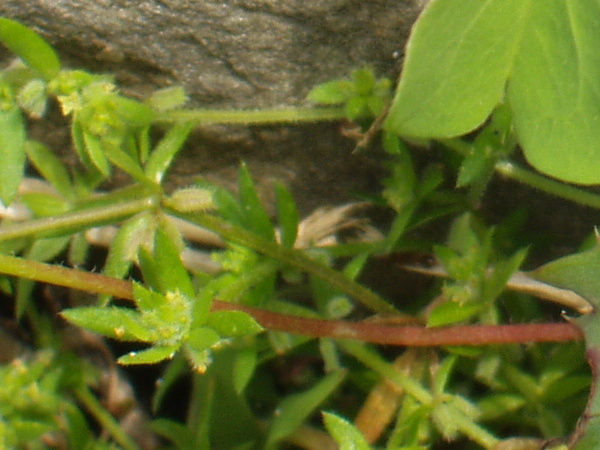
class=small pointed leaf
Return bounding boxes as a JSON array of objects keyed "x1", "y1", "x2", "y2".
[
  {"x1": 0, "y1": 106, "x2": 26, "y2": 205},
  {"x1": 118, "y1": 345, "x2": 178, "y2": 365}
]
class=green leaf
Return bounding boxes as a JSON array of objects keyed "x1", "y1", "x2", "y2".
[
  {"x1": 150, "y1": 418, "x2": 195, "y2": 450},
  {"x1": 144, "y1": 122, "x2": 193, "y2": 184},
  {"x1": 508, "y1": 1, "x2": 600, "y2": 184},
  {"x1": 274, "y1": 182, "x2": 298, "y2": 249},
  {"x1": 25, "y1": 140, "x2": 73, "y2": 199},
  {"x1": 187, "y1": 327, "x2": 220, "y2": 352},
  {"x1": 61, "y1": 306, "x2": 155, "y2": 342},
  {"x1": 385, "y1": 0, "x2": 531, "y2": 137},
  {"x1": 427, "y1": 301, "x2": 483, "y2": 328},
  {"x1": 147, "y1": 86, "x2": 188, "y2": 112},
  {"x1": 0, "y1": 18, "x2": 60, "y2": 81},
  {"x1": 205, "y1": 310, "x2": 263, "y2": 337},
  {"x1": 16, "y1": 79, "x2": 47, "y2": 118},
  {"x1": 265, "y1": 369, "x2": 346, "y2": 448},
  {"x1": 100, "y1": 213, "x2": 154, "y2": 304},
  {"x1": 322, "y1": 411, "x2": 370, "y2": 450},
  {"x1": 150, "y1": 228, "x2": 195, "y2": 297},
  {"x1": 352, "y1": 67, "x2": 376, "y2": 96},
  {"x1": 82, "y1": 129, "x2": 111, "y2": 176},
  {"x1": 103, "y1": 144, "x2": 149, "y2": 184},
  {"x1": 0, "y1": 105, "x2": 26, "y2": 205},
  {"x1": 118, "y1": 345, "x2": 178, "y2": 365},
  {"x1": 132, "y1": 282, "x2": 166, "y2": 313},
  {"x1": 111, "y1": 96, "x2": 154, "y2": 126},
  {"x1": 306, "y1": 79, "x2": 353, "y2": 104},
  {"x1": 238, "y1": 163, "x2": 275, "y2": 241},
  {"x1": 232, "y1": 348, "x2": 257, "y2": 394}
]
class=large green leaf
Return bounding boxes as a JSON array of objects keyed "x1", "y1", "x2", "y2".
[
  {"x1": 385, "y1": 0, "x2": 531, "y2": 137},
  {"x1": 386, "y1": 0, "x2": 600, "y2": 184},
  {"x1": 508, "y1": 1, "x2": 600, "y2": 184}
]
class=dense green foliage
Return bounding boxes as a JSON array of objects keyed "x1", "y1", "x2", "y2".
[{"x1": 0, "y1": 2, "x2": 599, "y2": 448}]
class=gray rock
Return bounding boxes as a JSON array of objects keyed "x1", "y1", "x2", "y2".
[{"x1": 0, "y1": 0, "x2": 426, "y2": 213}]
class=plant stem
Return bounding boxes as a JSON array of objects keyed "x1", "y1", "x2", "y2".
[
  {"x1": 441, "y1": 138, "x2": 600, "y2": 210},
  {"x1": 157, "y1": 106, "x2": 346, "y2": 125},
  {"x1": 452, "y1": 408, "x2": 499, "y2": 448},
  {"x1": 75, "y1": 385, "x2": 141, "y2": 450},
  {"x1": 0, "y1": 196, "x2": 158, "y2": 242},
  {"x1": 0, "y1": 253, "x2": 133, "y2": 299},
  {"x1": 0, "y1": 255, "x2": 583, "y2": 345},
  {"x1": 495, "y1": 160, "x2": 600, "y2": 209},
  {"x1": 169, "y1": 210, "x2": 402, "y2": 316},
  {"x1": 339, "y1": 340, "x2": 432, "y2": 405}
]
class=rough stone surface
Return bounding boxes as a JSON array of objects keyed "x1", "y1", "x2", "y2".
[
  {"x1": 0, "y1": 0, "x2": 425, "y2": 214},
  {"x1": 0, "y1": 0, "x2": 422, "y2": 108}
]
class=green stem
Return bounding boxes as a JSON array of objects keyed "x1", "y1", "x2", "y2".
[
  {"x1": 75, "y1": 385, "x2": 141, "y2": 450},
  {"x1": 452, "y1": 410, "x2": 499, "y2": 449},
  {"x1": 0, "y1": 196, "x2": 158, "y2": 242},
  {"x1": 441, "y1": 138, "x2": 600, "y2": 210},
  {"x1": 169, "y1": 210, "x2": 402, "y2": 316},
  {"x1": 339, "y1": 340, "x2": 431, "y2": 405},
  {"x1": 0, "y1": 253, "x2": 133, "y2": 299},
  {"x1": 494, "y1": 160, "x2": 600, "y2": 210},
  {"x1": 156, "y1": 106, "x2": 346, "y2": 125}
]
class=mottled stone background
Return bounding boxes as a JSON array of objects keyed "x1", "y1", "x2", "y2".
[{"x1": 0, "y1": 0, "x2": 426, "y2": 214}]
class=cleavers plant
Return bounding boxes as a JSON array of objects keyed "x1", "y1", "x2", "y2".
[{"x1": 1, "y1": 1, "x2": 600, "y2": 448}]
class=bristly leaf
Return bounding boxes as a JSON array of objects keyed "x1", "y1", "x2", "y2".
[
  {"x1": 238, "y1": 163, "x2": 275, "y2": 241},
  {"x1": 25, "y1": 140, "x2": 74, "y2": 200},
  {"x1": 118, "y1": 345, "x2": 178, "y2": 365},
  {"x1": 82, "y1": 129, "x2": 111, "y2": 176},
  {"x1": 150, "y1": 228, "x2": 195, "y2": 297},
  {"x1": 0, "y1": 18, "x2": 60, "y2": 81},
  {"x1": 0, "y1": 104, "x2": 26, "y2": 205},
  {"x1": 265, "y1": 369, "x2": 347, "y2": 448},
  {"x1": 61, "y1": 306, "x2": 156, "y2": 342},
  {"x1": 322, "y1": 411, "x2": 370, "y2": 450},
  {"x1": 100, "y1": 213, "x2": 154, "y2": 305},
  {"x1": 144, "y1": 122, "x2": 193, "y2": 184},
  {"x1": 205, "y1": 310, "x2": 263, "y2": 337}
]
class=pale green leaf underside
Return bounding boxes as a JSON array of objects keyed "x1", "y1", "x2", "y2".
[{"x1": 386, "y1": 0, "x2": 600, "y2": 184}]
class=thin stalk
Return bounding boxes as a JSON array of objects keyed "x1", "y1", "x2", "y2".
[
  {"x1": 168, "y1": 210, "x2": 402, "y2": 316},
  {"x1": 75, "y1": 385, "x2": 140, "y2": 450},
  {"x1": 441, "y1": 138, "x2": 600, "y2": 210},
  {"x1": 0, "y1": 254, "x2": 582, "y2": 345},
  {"x1": 339, "y1": 340, "x2": 432, "y2": 406},
  {"x1": 0, "y1": 196, "x2": 158, "y2": 242},
  {"x1": 157, "y1": 106, "x2": 346, "y2": 125},
  {"x1": 452, "y1": 408, "x2": 499, "y2": 449},
  {"x1": 494, "y1": 160, "x2": 600, "y2": 210}
]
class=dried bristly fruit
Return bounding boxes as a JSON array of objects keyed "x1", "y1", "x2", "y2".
[{"x1": 164, "y1": 187, "x2": 214, "y2": 213}]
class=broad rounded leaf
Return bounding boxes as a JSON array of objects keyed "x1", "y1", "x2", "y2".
[
  {"x1": 508, "y1": 1, "x2": 600, "y2": 184},
  {"x1": 384, "y1": 0, "x2": 531, "y2": 138}
]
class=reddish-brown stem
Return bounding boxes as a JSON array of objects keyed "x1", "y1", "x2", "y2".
[{"x1": 2, "y1": 256, "x2": 584, "y2": 346}]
